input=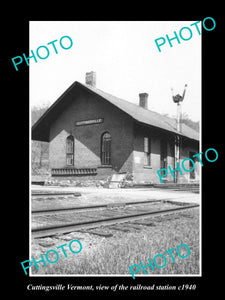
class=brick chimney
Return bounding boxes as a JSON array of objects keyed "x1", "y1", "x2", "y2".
[
  {"x1": 85, "y1": 71, "x2": 96, "y2": 87},
  {"x1": 139, "y1": 93, "x2": 148, "y2": 109}
]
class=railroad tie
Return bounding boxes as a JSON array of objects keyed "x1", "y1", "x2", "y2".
[
  {"x1": 79, "y1": 229, "x2": 113, "y2": 238},
  {"x1": 133, "y1": 221, "x2": 156, "y2": 226},
  {"x1": 108, "y1": 226, "x2": 130, "y2": 232},
  {"x1": 123, "y1": 224, "x2": 143, "y2": 230}
]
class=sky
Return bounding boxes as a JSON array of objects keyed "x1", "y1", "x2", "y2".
[{"x1": 30, "y1": 21, "x2": 201, "y2": 121}]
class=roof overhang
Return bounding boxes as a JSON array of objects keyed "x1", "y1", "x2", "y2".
[
  {"x1": 32, "y1": 81, "x2": 199, "y2": 143},
  {"x1": 32, "y1": 82, "x2": 79, "y2": 142}
]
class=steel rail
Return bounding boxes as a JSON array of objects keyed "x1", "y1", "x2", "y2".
[
  {"x1": 32, "y1": 203, "x2": 199, "y2": 238},
  {"x1": 31, "y1": 199, "x2": 165, "y2": 215},
  {"x1": 32, "y1": 192, "x2": 80, "y2": 196}
]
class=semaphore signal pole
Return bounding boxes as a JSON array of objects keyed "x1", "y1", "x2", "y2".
[{"x1": 171, "y1": 84, "x2": 187, "y2": 183}]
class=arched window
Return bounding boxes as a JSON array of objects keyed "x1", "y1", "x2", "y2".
[
  {"x1": 101, "y1": 132, "x2": 111, "y2": 165},
  {"x1": 66, "y1": 135, "x2": 74, "y2": 166}
]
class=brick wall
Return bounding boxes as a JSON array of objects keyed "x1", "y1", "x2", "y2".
[
  {"x1": 49, "y1": 87, "x2": 134, "y2": 178},
  {"x1": 48, "y1": 85, "x2": 199, "y2": 183},
  {"x1": 132, "y1": 123, "x2": 199, "y2": 184},
  {"x1": 177, "y1": 138, "x2": 200, "y2": 183},
  {"x1": 133, "y1": 124, "x2": 173, "y2": 183}
]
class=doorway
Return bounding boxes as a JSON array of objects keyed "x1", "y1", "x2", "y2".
[
  {"x1": 189, "y1": 151, "x2": 196, "y2": 180},
  {"x1": 160, "y1": 140, "x2": 168, "y2": 170}
]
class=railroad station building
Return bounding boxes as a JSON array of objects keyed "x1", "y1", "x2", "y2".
[{"x1": 32, "y1": 72, "x2": 199, "y2": 184}]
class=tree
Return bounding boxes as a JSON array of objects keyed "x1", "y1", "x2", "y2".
[
  {"x1": 181, "y1": 112, "x2": 199, "y2": 132},
  {"x1": 31, "y1": 103, "x2": 50, "y2": 175},
  {"x1": 163, "y1": 113, "x2": 200, "y2": 132}
]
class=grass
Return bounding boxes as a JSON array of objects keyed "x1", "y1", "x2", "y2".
[{"x1": 31, "y1": 208, "x2": 199, "y2": 276}]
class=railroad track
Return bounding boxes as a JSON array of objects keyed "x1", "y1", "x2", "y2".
[
  {"x1": 32, "y1": 203, "x2": 199, "y2": 238},
  {"x1": 32, "y1": 191, "x2": 81, "y2": 197},
  {"x1": 32, "y1": 199, "x2": 166, "y2": 215}
]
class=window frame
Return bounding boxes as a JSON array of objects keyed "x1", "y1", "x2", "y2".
[
  {"x1": 144, "y1": 136, "x2": 151, "y2": 167},
  {"x1": 66, "y1": 135, "x2": 74, "y2": 166},
  {"x1": 101, "y1": 132, "x2": 111, "y2": 166}
]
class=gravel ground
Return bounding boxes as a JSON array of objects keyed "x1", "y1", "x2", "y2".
[{"x1": 31, "y1": 186, "x2": 200, "y2": 211}]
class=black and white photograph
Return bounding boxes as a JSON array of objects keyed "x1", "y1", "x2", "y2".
[
  {"x1": 30, "y1": 21, "x2": 201, "y2": 278},
  {"x1": 7, "y1": 15, "x2": 223, "y2": 296}
]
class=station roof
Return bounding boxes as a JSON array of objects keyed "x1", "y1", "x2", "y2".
[{"x1": 32, "y1": 81, "x2": 199, "y2": 142}]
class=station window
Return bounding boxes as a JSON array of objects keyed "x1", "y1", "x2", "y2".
[
  {"x1": 66, "y1": 135, "x2": 74, "y2": 166},
  {"x1": 144, "y1": 137, "x2": 151, "y2": 166},
  {"x1": 101, "y1": 132, "x2": 111, "y2": 165}
]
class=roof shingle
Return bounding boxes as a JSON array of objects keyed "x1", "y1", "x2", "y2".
[
  {"x1": 32, "y1": 81, "x2": 199, "y2": 142},
  {"x1": 79, "y1": 82, "x2": 199, "y2": 141}
]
